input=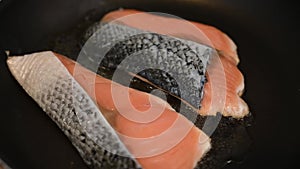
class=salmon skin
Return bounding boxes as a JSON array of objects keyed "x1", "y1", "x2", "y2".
[{"x1": 80, "y1": 22, "x2": 214, "y2": 120}]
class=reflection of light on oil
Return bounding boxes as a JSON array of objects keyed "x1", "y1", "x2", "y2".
[{"x1": 226, "y1": 160, "x2": 232, "y2": 164}]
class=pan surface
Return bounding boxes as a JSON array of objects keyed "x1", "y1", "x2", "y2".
[{"x1": 0, "y1": 0, "x2": 299, "y2": 169}]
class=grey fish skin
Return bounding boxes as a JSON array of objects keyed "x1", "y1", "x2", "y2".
[
  {"x1": 81, "y1": 22, "x2": 213, "y2": 113},
  {"x1": 6, "y1": 51, "x2": 141, "y2": 169}
]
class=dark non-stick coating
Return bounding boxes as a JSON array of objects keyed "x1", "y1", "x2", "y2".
[{"x1": 0, "y1": 0, "x2": 299, "y2": 169}]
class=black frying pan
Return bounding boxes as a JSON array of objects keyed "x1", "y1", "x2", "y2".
[{"x1": 0, "y1": 0, "x2": 299, "y2": 169}]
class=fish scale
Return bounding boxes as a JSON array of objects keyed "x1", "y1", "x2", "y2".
[{"x1": 7, "y1": 51, "x2": 141, "y2": 169}]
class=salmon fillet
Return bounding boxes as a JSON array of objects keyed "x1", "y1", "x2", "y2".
[
  {"x1": 56, "y1": 52, "x2": 211, "y2": 169},
  {"x1": 84, "y1": 9, "x2": 249, "y2": 118},
  {"x1": 7, "y1": 52, "x2": 140, "y2": 169},
  {"x1": 102, "y1": 9, "x2": 239, "y2": 64}
]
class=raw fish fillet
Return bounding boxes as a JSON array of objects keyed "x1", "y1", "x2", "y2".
[
  {"x1": 95, "y1": 9, "x2": 249, "y2": 118},
  {"x1": 7, "y1": 51, "x2": 211, "y2": 169}
]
